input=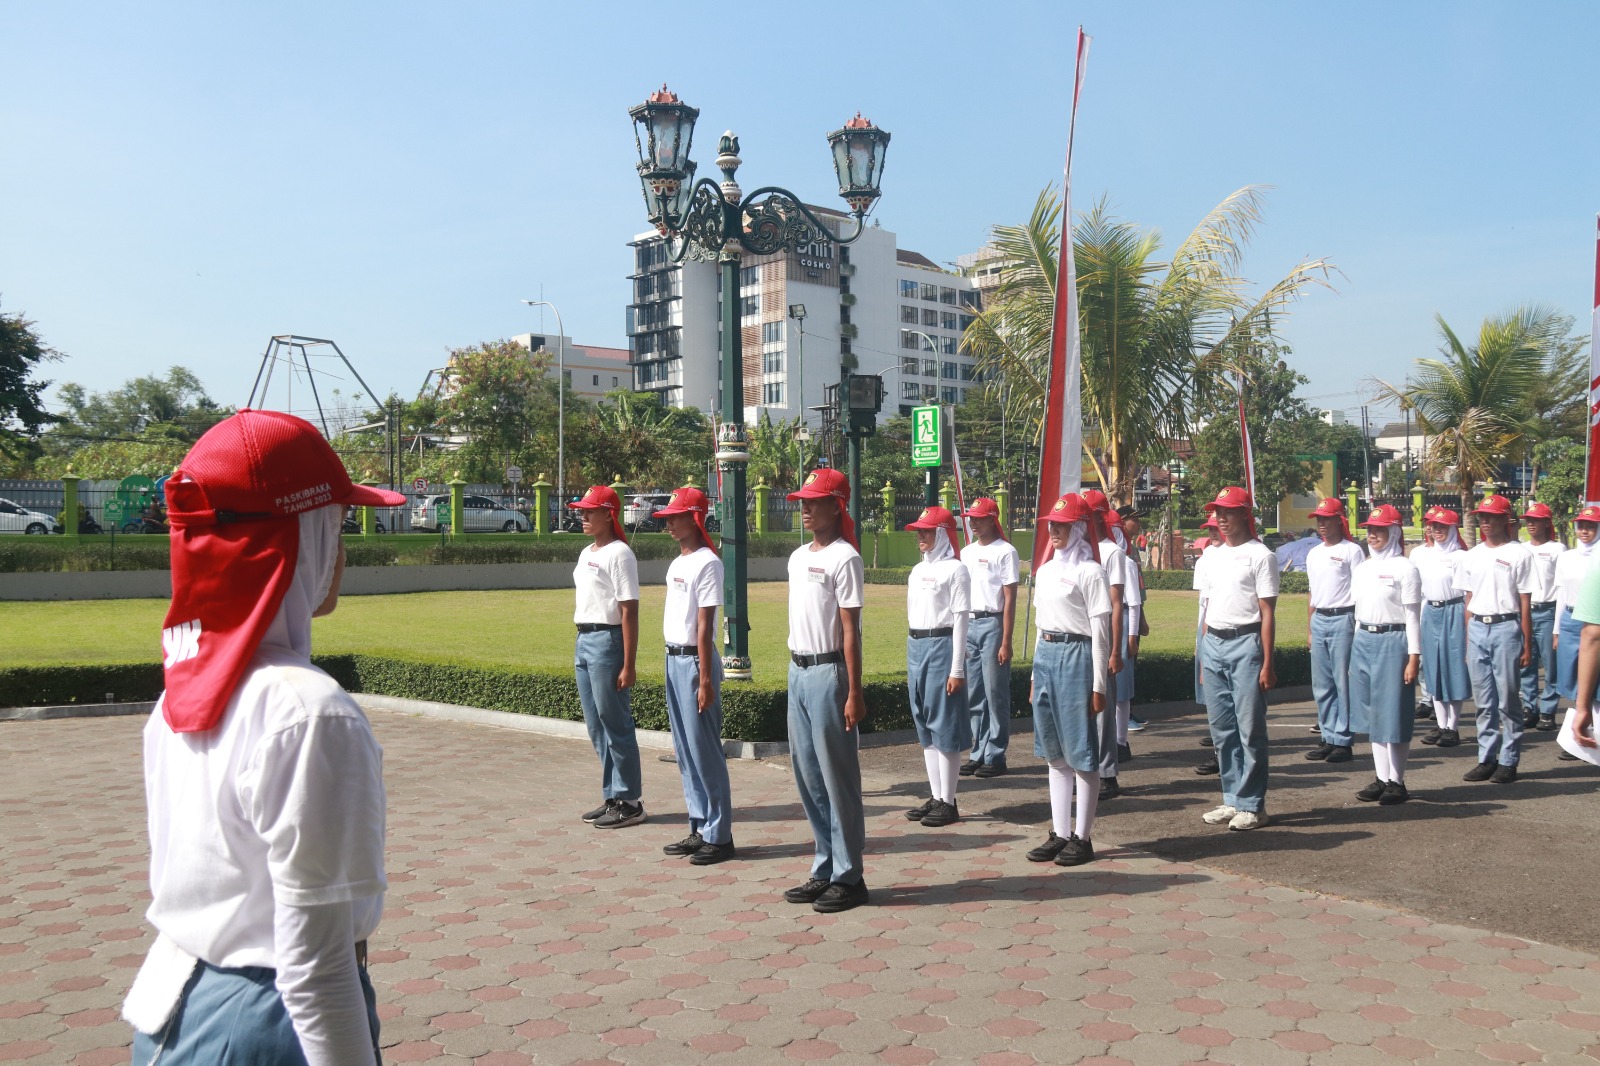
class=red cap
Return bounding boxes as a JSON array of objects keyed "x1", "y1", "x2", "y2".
[
  {"x1": 571, "y1": 484, "x2": 628, "y2": 543},
  {"x1": 787, "y1": 468, "x2": 857, "y2": 549},
  {"x1": 654, "y1": 486, "x2": 717, "y2": 556},
  {"x1": 1522, "y1": 502, "x2": 1554, "y2": 521},
  {"x1": 1424, "y1": 507, "x2": 1460, "y2": 526},
  {"x1": 1577, "y1": 505, "x2": 1600, "y2": 524},
  {"x1": 906, "y1": 504, "x2": 959, "y2": 532},
  {"x1": 1202, "y1": 514, "x2": 1220, "y2": 531},
  {"x1": 1472, "y1": 494, "x2": 1513, "y2": 516},
  {"x1": 1081, "y1": 489, "x2": 1111, "y2": 513},
  {"x1": 1309, "y1": 498, "x2": 1346, "y2": 519},
  {"x1": 1360, "y1": 504, "x2": 1404, "y2": 527},
  {"x1": 1204, "y1": 486, "x2": 1253, "y2": 512},
  {"x1": 1039, "y1": 493, "x2": 1090, "y2": 523},
  {"x1": 963, "y1": 497, "x2": 1001, "y2": 520}
]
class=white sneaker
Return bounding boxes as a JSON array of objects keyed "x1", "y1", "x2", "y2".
[
  {"x1": 1201, "y1": 805, "x2": 1238, "y2": 825},
  {"x1": 1228, "y1": 810, "x2": 1268, "y2": 831}
]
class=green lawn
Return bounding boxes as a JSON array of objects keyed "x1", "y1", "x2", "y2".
[{"x1": 0, "y1": 587, "x2": 1310, "y2": 682}]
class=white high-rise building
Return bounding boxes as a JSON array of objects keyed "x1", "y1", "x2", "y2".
[{"x1": 626, "y1": 210, "x2": 983, "y2": 425}]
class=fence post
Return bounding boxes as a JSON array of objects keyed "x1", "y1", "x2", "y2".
[
  {"x1": 60, "y1": 469, "x2": 81, "y2": 542},
  {"x1": 994, "y1": 484, "x2": 1010, "y2": 533},
  {"x1": 609, "y1": 474, "x2": 629, "y2": 503},
  {"x1": 1345, "y1": 480, "x2": 1359, "y2": 529},
  {"x1": 360, "y1": 480, "x2": 378, "y2": 536},
  {"x1": 880, "y1": 481, "x2": 897, "y2": 531},
  {"x1": 533, "y1": 474, "x2": 551, "y2": 536},
  {"x1": 448, "y1": 474, "x2": 466, "y2": 539},
  {"x1": 938, "y1": 480, "x2": 957, "y2": 513},
  {"x1": 753, "y1": 480, "x2": 770, "y2": 536},
  {"x1": 1412, "y1": 481, "x2": 1424, "y2": 533}
]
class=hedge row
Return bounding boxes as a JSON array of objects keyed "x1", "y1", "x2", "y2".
[{"x1": 4, "y1": 645, "x2": 1311, "y2": 742}]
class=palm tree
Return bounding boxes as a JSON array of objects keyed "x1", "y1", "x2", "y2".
[
  {"x1": 1377, "y1": 306, "x2": 1572, "y2": 538},
  {"x1": 962, "y1": 186, "x2": 1334, "y2": 498},
  {"x1": 746, "y1": 410, "x2": 815, "y2": 492}
]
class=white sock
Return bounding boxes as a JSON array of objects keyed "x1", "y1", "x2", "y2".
[
  {"x1": 1389, "y1": 743, "x2": 1409, "y2": 784},
  {"x1": 1116, "y1": 700, "x2": 1132, "y2": 745},
  {"x1": 1047, "y1": 760, "x2": 1073, "y2": 838},
  {"x1": 1074, "y1": 769, "x2": 1099, "y2": 841},
  {"x1": 1434, "y1": 700, "x2": 1449, "y2": 728},
  {"x1": 921, "y1": 747, "x2": 942, "y2": 800},
  {"x1": 1371, "y1": 743, "x2": 1392, "y2": 782},
  {"x1": 1443, "y1": 701, "x2": 1461, "y2": 731},
  {"x1": 939, "y1": 751, "x2": 962, "y2": 804}
]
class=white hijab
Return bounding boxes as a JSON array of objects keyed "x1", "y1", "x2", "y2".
[
  {"x1": 1368, "y1": 524, "x2": 1404, "y2": 562},
  {"x1": 1053, "y1": 521, "x2": 1096, "y2": 567},
  {"x1": 1573, "y1": 525, "x2": 1599, "y2": 559},
  {"x1": 920, "y1": 526, "x2": 956, "y2": 564},
  {"x1": 1433, "y1": 524, "x2": 1464, "y2": 553},
  {"x1": 259, "y1": 505, "x2": 344, "y2": 660}
]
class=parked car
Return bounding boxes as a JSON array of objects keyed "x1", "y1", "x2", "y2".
[
  {"x1": 623, "y1": 493, "x2": 672, "y2": 533},
  {"x1": 410, "y1": 493, "x2": 530, "y2": 533},
  {"x1": 0, "y1": 498, "x2": 62, "y2": 535}
]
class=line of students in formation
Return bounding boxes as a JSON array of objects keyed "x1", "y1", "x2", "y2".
[{"x1": 565, "y1": 473, "x2": 1600, "y2": 914}]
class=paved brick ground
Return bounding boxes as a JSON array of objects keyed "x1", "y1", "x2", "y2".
[{"x1": 3, "y1": 712, "x2": 1599, "y2": 1064}]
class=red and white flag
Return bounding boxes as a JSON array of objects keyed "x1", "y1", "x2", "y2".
[
  {"x1": 1586, "y1": 214, "x2": 1600, "y2": 503},
  {"x1": 1032, "y1": 26, "x2": 1091, "y2": 575}
]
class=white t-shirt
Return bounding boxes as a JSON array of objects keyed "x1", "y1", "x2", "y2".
[
  {"x1": 908, "y1": 557, "x2": 971, "y2": 630},
  {"x1": 1122, "y1": 551, "x2": 1144, "y2": 610},
  {"x1": 573, "y1": 539, "x2": 640, "y2": 625},
  {"x1": 1307, "y1": 538, "x2": 1366, "y2": 609},
  {"x1": 143, "y1": 648, "x2": 387, "y2": 970},
  {"x1": 1197, "y1": 540, "x2": 1280, "y2": 628},
  {"x1": 961, "y1": 538, "x2": 1020, "y2": 613},
  {"x1": 1454, "y1": 541, "x2": 1534, "y2": 616},
  {"x1": 1353, "y1": 555, "x2": 1423, "y2": 654},
  {"x1": 1097, "y1": 540, "x2": 1129, "y2": 594},
  {"x1": 663, "y1": 547, "x2": 722, "y2": 647},
  {"x1": 1526, "y1": 539, "x2": 1565, "y2": 604},
  {"x1": 1410, "y1": 544, "x2": 1465, "y2": 603},
  {"x1": 1555, "y1": 548, "x2": 1595, "y2": 614},
  {"x1": 787, "y1": 538, "x2": 865, "y2": 655}
]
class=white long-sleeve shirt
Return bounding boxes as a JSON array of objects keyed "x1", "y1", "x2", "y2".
[
  {"x1": 1034, "y1": 554, "x2": 1113, "y2": 695},
  {"x1": 1353, "y1": 555, "x2": 1422, "y2": 655},
  {"x1": 908, "y1": 555, "x2": 971, "y2": 679}
]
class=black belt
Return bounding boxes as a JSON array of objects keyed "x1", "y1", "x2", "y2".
[
  {"x1": 972, "y1": 610, "x2": 1003, "y2": 619},
  {"x1": 792, "y1": 651, "x2": 845, "y2": 668},
  {"x1": 1427, "y1": 597, "x2": 1464, "y2": 608},
  {"x1": 1533, "y1": 600, "x2": 1557, "y2": 610},
  {"x1": 909, "y1": 627, "x2": 954, "y2": 639},
  {"x1": 1474, "y1": 613, "x2": 1518, "y2": 625},
  {"x1": 576, "y1": 623, "x2": 622, "y2": 633},
  {"x1": 1207, "y1": 622, "x2": 1263, "y2": 640},
  {"x1": 1314, "y1": 605, "x2": 1355, "y2": 616},
  {"x1": 1039, "y1": 630, "x2": 1090, "y2": 643},
  {"x1": 666, "y1": 644, "x2": 697, "y2": 656},
  {"x1": 1358, "y1": 622, "x2": 1405, "y2": 634}
]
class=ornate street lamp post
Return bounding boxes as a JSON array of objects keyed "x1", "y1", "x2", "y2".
[{"x1": 629, "y1": 86, "x2": 889, "y2": 679}]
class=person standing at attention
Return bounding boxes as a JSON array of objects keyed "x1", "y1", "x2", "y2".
[
  {"x1": 1348, "y1": 505, "x2": 1422, "y2": 805},
  {"x1": 902, "y1": 505, "x2": 972, "y2": 827},
  {"x1": 1551, "y1": 505, "x2": 1600, "y2": 753},
  {"x1": 1193, "y1": 514, "x2": 1223, "y2": 776},
  {"x1": 1081, "y1": 490, "x2": 1129, "y2": 801},
  {"x1": 959, "y1": 497, "x2": 1019, "y2": 779},
  {"x1": 782, "y1": 468, "x2": 870, "y2": 913},
  {"x1": 571, "y1": 485, "x2": 645, "y2": 828},
  {"x1": 1456, "y1": 495, "x2": 1534, "y2": 784},
  {"x1": 1120, "y1": 507, "x2": 1151, "y2": 735},
  {"x1": 1519, "y1": 502, "x2": 1565, "y2": 733},
  {"x1": 1196, "y1": 486, "x2": 1280, "y2": 831},
  {"x1": 1305, "y1": 498, "x2": 1366, "y2": 765},
  {"x1": 654, "y1": 487, "x2": 736, "y2": 865},
  {"x1": 1024, "y1": 494, "x2": 1113, "y2": 868},
  {"x1": 1413, "y1": 508, "x2": 1471, "y2": 748}
]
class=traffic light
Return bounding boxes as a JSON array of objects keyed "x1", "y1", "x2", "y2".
[{"x1": 842, "y1": 373, "x2": 884, "y2": 437}]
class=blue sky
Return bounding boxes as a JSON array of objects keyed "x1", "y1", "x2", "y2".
[{"x1": 3, "y1": 1, "x2": 1596, "y2": 429}]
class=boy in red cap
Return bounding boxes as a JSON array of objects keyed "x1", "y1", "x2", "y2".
[
  {"x1": 1455, "y1": 495, "x2": 1534, "y2": 784},
  {"x1": 1519, "y1": 502, "x2": 1565, "y2": 731},
  {"x1": 959, "y1": 497, "x2": 1020, "y2": 778},
  {"x1": 654, "y1": 487, "x2": 736, "y2": 864},
  {"x1": 902, "y1": 505, "x2": 972, "y2": 826},
  {"x1": 1553, "y1": 506, "x2": 1600, "y2": 742},
  {"x1": 782, "y1": 468, "x2": 869, "y2": 912},
  {"x1": 1193, "y1": 486, "x2": 1280, "y2": 830},
  {"x1": 124, "y1": 410, "x2": 404, "y2": 1065},
  {"x1": 1082, "y1": 489, "x2": 1131, "y2": 800},
  {"x1": 1413, "y1": 507, "x2": 1471, "y2": 747},
  {"x1": 1305, "y1": 497, "x2": 1366, "y2": 764},
  {"x1": 570, "y1": 485, "x2": 645, "y2": 828}
]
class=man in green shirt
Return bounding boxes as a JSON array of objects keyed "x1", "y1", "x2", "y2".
[{"x1": 1566, "y1": 560, "x2": 1600, "y2": 758}]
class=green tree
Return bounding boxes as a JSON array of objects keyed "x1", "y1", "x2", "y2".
[
  {"x1": 1532, "y1": 437, "x2": 1585, "y2": 526},
  {"x1": 0, "y1": 301, "x2": 63, "y2": 471},
  {"x1": 33, "y1": 366, "x2": 229, "y2": 478},
  {"x1": 747, "y1": 411, "x2": 817, "y2": 492},
  {"x1": 963, "y1": 187, "x2": 1334, "y2": 497},
  {"x1": 580, "y1": 390, "x2": 712, "y2": 490}
]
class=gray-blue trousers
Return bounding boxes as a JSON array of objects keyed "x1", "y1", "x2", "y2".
[
  {"x1": 1518, "y1": 602, "x2": 1559, "y2": 720},
  {"x1": 1468, "y1": 617, "x2": 1525, "y2": 767},
  {"x1": 665, "y1": 652, "x2": 732, "y2": 845},
  {"x1": 575, "y1": 628, "x2": 641, "y2": 801},
  {"x1": 965, "y1": 614, "x2": 1011, "y2": 765},
  {"x1": 788, "y1": 660, "x2": 865, "y2": 886},
  {"x1": 1310, "y1": 610, "x2": 1355, "y2": 747},
  {"x1": 1201, "y1": 630, "x2": 1270, "y2": 814}
]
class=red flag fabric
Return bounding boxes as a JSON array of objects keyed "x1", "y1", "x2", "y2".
[{"x1": 1586, "y1": 214, "x2": 1600, "y2": 503}]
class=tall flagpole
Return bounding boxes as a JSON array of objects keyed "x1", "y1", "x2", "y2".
[{"x1": 1586, "y1": 213, "x2": 1600, "y2": 505}]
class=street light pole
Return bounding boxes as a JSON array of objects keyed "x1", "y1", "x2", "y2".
[
  {"x1": 520, "y1": 299, "x2": 565, "y2": 521},
  {"x1": 787, "y1": 303, "x2": 807, "y2": 431},
  {"x1": 630, "y1": 87, "x2": 890, "y2": 680}
]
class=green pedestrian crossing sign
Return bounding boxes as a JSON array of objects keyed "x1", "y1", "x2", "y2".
[{"x1": 911, "y1": 405, "x2": 941, "y2": 468}]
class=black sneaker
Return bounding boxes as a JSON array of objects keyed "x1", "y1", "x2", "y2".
[
  {"x1": 921, "y1": 799, "x2": 959, "y2": 827},
  {"x1": 662, "y1": 832, "x2": 704, "y2": 856},
  {"x1": 1415, "y1": 702, "x2": 1435, "y2": 721},
  {"x1": 689, "y1": 841, "x2": 737, "y2": 866},
  {"x1": 1421, "y1": 727, "x2": 1443, "y2": 746},
  {"x1": 1379, "y1": 781, "x2": 1410, "y2": 805},
  {"x1": 1463, "y1": 761, "x2": 1496, "y2": 782},
  {"x1": 1054, "y1": 835, "x2": 1096, "y2": 867},
  {"x1": 1536, "y1": 715, "x2": 1557, "y2": 732},
  {"x1": 1026, "y1": 832, "x2": 1069, "y2": 863},
  {"x1": 959, "y1": 759, "x2": 981, "y2": 777},
  {"x1": 1356, "y1": 778, "x2": 1386, "y2": 802},
  {"x1": 1437, "y1": 729, "x2": 1461, "y2": 748},
  {"x1": 1116, "y1": 743, "x2": 1133, "y2": 763},
  {"x1": 1325, "y1": 745, "x2": 1354, "y2": 763},
  {"x1": 1490, "y1": 764, "x2": 1518, "y2": 784},
  {"x1": 1194, "y1": 757, "x2": 1220, "y2": 776},
  {"x1": 1560, "y1": 750, "x2": 1579, "y2": 761},
  {"x1": 1098, "y1": 777, "x2": 1121, "y2": 801},
  {"x1": 1305, "y1": 742, "x2": 1334, "y2": 761},
  {"x1": 904, "y1": 797, "x2": 936, "y2": 822},
  {"x1": 812, "y1": 880, "x2": 869, "y2": 913},
  {"x1": 974, "y1": 761, "x2": 1008, "y2": 778},
  {"x1": 593, "y1": 800, "x2": 646, "y2": 828},
  {"x1": 582, "y1": 798, "x2": 615, "y2": 823},
  {"x1": 1200, "y1": 735, "x2": 1215, "y2": 748},
  {"x1": 783, "y1": 878, "x2": 831, "y2": 904}
]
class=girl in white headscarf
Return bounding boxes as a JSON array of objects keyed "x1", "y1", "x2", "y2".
[
  {"x1": 901, "y1": 505, "x2": 972, "y2": 827},
  {"x1": 1349, "y1": 506, "x2": 1422, "y2": 805},
  {"x1": 1552, "y1": 505, "x2": 1600, "y2": 706},
  {"x1": 1412, "y1": 507, "x2": 1471, "y2": 747}
]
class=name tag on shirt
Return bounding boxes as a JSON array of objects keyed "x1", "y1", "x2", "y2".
[
  {"x1": 586, "y1": 560, "x2": 600, "y2": 571},
  {"x1": 977, "y1": 559, "x2": 990, "y2": 569},
  {"x1": 1058, "y1": 576, "x2": 1076, "y2": 592},
  {"x1": 808, "y1": 567, "x2": 827, "y2": 584},
  {"x1": 1379, "y1": 573, "x2": 1396, "y2": 586},
  {"x1": 921, "y1": 576, "x2": 939, "y2": 591},
  {"x1": 671, "y1": 576, "x2": 687, "y2": 593}
]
